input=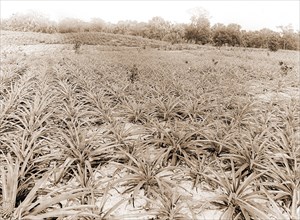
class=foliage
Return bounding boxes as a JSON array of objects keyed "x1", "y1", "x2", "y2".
[
  {"x1": 1, "y1": 12, "x2": 57, "y2": 33},
  {"x1": 212, "y1": 23, "x2": 242, "y2": 47},
  {"x1": 2, "y1": 10, "x2": 299, "y2": 50},
  {"x1": 57, "y1": 18, "x2": 88, "y2": 33},
  {"x1": 204, "y1": 159, "x2": 270, "y2": 219},
  {"x1": 268, "y1": 34, "x2": 280, "y2": 51},
  {"x1": 184, "y1": 8, "x2": 211, "y2": 44},
  {"x1": 112, "y1": 151, "x2": 176, "y2": 200},
  {"x1": 1, "y1": 31, "x2": 299, "y2": 219}
]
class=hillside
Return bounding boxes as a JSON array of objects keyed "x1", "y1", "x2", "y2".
[{"x1": 1, "y1": 30, "x2": 171, "y2": 48}]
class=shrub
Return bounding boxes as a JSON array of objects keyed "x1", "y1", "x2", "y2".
[
  {"x1": 268, "y1": 36, "x2": 280, "y2": 51},
  {"x1": 57, "y1": 18, "x2": 87, "y2": 33},
  {"x1": 73, "y1": 41, "x2": 82, "y2": 54},
  {"x1": 1, "y1": 12, "x2": 57, "y2": 33},
  {"x1": 128, "y1": 64, "x2": 139, "y2": 83}
]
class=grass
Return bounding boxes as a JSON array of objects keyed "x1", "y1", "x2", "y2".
[{"x1": 0, "y1": 30, "x2": 299, "y2": 219}]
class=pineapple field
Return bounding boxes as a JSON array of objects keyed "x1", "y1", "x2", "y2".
[{"x1": 0, "y1": 31, "x2": 299, "y2": 219}]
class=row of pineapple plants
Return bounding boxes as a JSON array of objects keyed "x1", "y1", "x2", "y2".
[{"x1": 0, "y1": 50, "x2": 299, "y2": 219}]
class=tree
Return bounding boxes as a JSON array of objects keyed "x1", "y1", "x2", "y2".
[
  {"x1": 89, "y1": 18, "x2": 106, "y2": 32},
  {"x1": 211, "y1": 23, "x2": 241, "y2": 47},
  {"x1": 185, "y1": 7, "x2": 211, "y2": 44},
  {"x1": 162, "y1": 23, "x2": 185, "y2": 44},
  {"x1": 1, "y1": 12, "x2": 57, "y2": 33},
  {"x1": 268, "y1": 34, "x2": 280, "y2": 51},
  {"x1": 226, "y1": 23, "x2": 242, "y2": 46},
  {"x1": 146, "y1": 16, "x2": 170, "y2": 40},
  {"x1": 113, "y1": 20, "x2": 130, "y2": 34},
  {"x1": 241, "y1": 30, "x2": 266, "y2": 48},
  {"x1": 258, "y1": 28, "x2": 275, "y2": 48},
  {"x1": 277, "y1": 24, "x2": 298, "y2": 50},
  {"x1": 57, "y1": 18, "x2": 87, "y2": 33},
  {"x1": 133, "y1": 22, "x2": 148, "y2": 37},
  {"x1": 212, "y1": 23, "x2": 230, "y2": 46}
]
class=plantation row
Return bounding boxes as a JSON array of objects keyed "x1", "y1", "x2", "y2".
[{"x1": 0, "y1": 44, "x2": 299, "y2": 219}]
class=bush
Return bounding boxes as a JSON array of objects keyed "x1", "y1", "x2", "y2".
[
  {"x1": 268, "y1": 36, "x2": 280, "y2": 51},
  {"x1": 73, "y1": 41, "x2": 82, "y2": 54},
  {"x1": 1, "y1": 12, "x2": 57, "y2": 33},
  {"x1": 57, "y1": 18, "x2": 87, "y2": 33}
]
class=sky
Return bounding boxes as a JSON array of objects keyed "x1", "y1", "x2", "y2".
[{"x1": 1, "y1": 1, "x2": 299, "y2": 31}]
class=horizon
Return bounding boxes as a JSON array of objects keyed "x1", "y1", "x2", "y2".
[{"x1": 1, "y1": 1, "x2": 299, "y2": 32}]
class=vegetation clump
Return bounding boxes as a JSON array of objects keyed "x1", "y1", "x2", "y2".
[
  {"x1": 73, "y1": 41, "x2": 82, "y2": 54},
  {"x1": 279, "y1": 61, "x2": 293, "y2": 75},
  {"x1": 1, "y1": 11, "x2": 299, "y2": 50},
  {"x1": 128, "y1": 64, "x2": 139, "y2": 84}
]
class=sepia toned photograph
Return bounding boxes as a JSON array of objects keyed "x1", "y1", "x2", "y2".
[{"x1": 0, "y1": 0, "x2": 299, "y2": 219}]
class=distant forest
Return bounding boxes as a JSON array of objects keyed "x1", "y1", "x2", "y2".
[{"x1": 1, "y1": 11, "x2": 299, "y2": 51}]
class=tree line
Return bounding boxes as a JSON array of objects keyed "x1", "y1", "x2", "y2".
[{"x1": 1, "y1": 11, "x2": 299, "y2": 51}]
